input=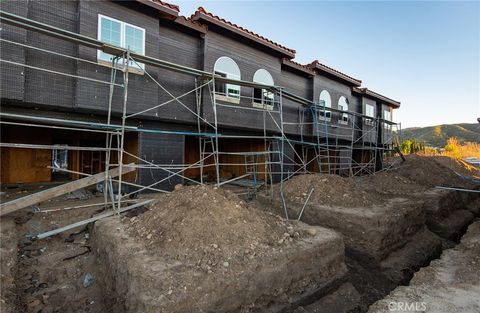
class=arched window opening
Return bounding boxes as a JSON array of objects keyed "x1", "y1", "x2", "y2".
[
  {"x1": 253, "y1": 69, "x2": 274, "y2": 107},
  {"x1": 214, "y1": 56, "x2": 241, "y2": 100},
  {"x1": 338, "y1": 96, "x2": 349, "y2": 124},
  {"x1": 319, "y1": 90, "x2": 332, "y2": 120}
]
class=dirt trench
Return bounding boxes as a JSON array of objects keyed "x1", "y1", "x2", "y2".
[{"x1": 1, "y1": 155, "x2": 479, "y2": 313}]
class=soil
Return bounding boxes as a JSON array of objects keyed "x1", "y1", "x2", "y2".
[
  {"x1": 2, "y1": 154, "x2": 478, "y2": 313},
  {"x1": 1, "y1": 217, "x2": 17, "y2": 313},
  {"x1": 280, "y1": 174, "x2": 384, "y2": 208},
  {"x1": 1, "y1": 189, "x2": 113, "y2": 313},
  {"x1": 368, "y1": 220, "x2": 480, "y2": 313},
  {"x1": 384, "y1": 154, "x2": 477, "y2": 188},
  {"x1": 359, "y1": 154, "x2": 479, "y2": 196},
  {"x1": 94, "y1": 186, "x2": 347, "y2": 312},
  {"x1": 125, "y1": 185, "x2": 309, "y2": 272}
]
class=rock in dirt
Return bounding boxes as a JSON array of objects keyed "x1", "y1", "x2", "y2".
[{"x1": 125, "y1": 185, "x2": 305, "y2": 265}]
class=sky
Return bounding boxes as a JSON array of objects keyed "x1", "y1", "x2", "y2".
[{"x1": 176, "y1": 0, "x2": 480, "y2": 128}]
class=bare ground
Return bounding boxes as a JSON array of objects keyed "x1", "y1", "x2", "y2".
[
  {"x1": 368, "y1": 220, "x2": 480, "y2": 313},
  {"x1": 1, "y1": 154, "x2": 478, "y2": 312},
  {"x1": 93, "y1": 185, "x2": 349, "y2": 312}
]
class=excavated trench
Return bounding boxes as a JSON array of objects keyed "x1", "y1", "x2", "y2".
[
  {"x1": 1, "y1": 185, "x2": 479, "y2": 313},
  {"x1": 255, "y1": 187, "x2": 479, "y2": 312}
]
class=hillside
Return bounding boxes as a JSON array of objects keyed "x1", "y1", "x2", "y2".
[{"x1": 402, "y1": 123, "x2": 480, "y2": 147}]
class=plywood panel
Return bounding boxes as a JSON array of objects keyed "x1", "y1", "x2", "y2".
[{"x1": 0, "y1": 148, "x2": 51, "y2": 184}]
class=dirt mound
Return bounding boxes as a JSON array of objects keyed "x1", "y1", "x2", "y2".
[
  {"x1": 359, "y1": 155, "x2": 478, "y2": 196},
  {"x1": 389, "y1": 155, "x2": 474, "y2": 188},
  {"x1": 433, "y1": 156, "x2": 480, "y2": 178},
  {"x1": 281, "y1": 174, "x2": 383, "y2": 207},
  {"x1": 125, "y1": 185, "x2": 307, "y2": 270},
  {"x1": 358, "y1": 171, "x2": 427, "y2": 195}
]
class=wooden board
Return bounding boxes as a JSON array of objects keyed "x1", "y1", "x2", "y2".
[
  {"x1": 0, "y1": 148, "x2": 52, "y2": 183},
  {"x1": 0, "y1": 164, "x2": 135, "y2": 216}
]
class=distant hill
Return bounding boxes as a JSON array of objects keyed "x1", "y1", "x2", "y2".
[{"x1": 401, "y1": 123, "x2": 480, "y2": 147}]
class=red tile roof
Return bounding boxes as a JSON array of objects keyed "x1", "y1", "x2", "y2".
[
  {"x1": 190, "y1": 7, "x2": 296, "y2": 58},
  {"x1": 175, "y1": 15, "x2": 207, "y2": 33},
  {"x1": 282, "y1": 58, "x2": 315, "y2": 75},
  {"x1": 136, "y1": 0, "x2": 179, "y2": 18},
  {"x1": 307, "y1": 60, "x2": 361, "y2": 86},
  {"x1": 150, "y1": 0, "x2": 180, "y2": 12}
]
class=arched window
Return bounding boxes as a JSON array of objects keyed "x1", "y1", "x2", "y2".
[
  {"x1": 214, "y1": 56, "x2": 241, "y2": 99},
  {"x1": 319, "y1": 90, "x2": 332, "y2": 120},
  {"x1": 338, "y1": 96, "x2": 349, "y2": 123},
  {"x1": 253, "y1": 69, "x2": 274, "y2": 107}
]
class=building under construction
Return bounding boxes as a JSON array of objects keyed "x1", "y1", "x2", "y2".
[
  {"x1": 0, "y1": 0, "x2": 401, "y2": 203},
  {"x1": 4, "y1": 3, "x2": 480, "y2": 313}
]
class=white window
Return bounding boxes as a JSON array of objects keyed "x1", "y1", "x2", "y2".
[
  {"x1": 384, "y1": 109, "x2": 392, "y2": 122},
  {"x1": 338, "y1": 96, "x2": 349, "y2": 124},
  {"x1": 319, "y1": 90, "x2": 332, "y2": 120},
  {"x1": 365, "y1": 104, "x2": 375, "y2": 118},
  {"x1": 98, "y1": 15, "x2": 145, "y2": 70},
  {"x1": 214, "y1": 56, "x2": 241, "y2": 100},
  {"x1": 365, "y1": 103, "x2": 375, "y2": 125},
  {"x1": 253, "y1": 69, "x2": 274, "y2": 109},
  {"x1": 384, "y1": 108, "x2": 392, "y2": 128}
]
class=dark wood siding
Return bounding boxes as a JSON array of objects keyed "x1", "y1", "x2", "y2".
[
  {"x1": 0, "y1": 0, "x2": 28, "y2": 102},
  {"x1": 138, "y1": 132, "x2": 184, "y2": 191},
  {"x1": 76, "y1": 0, "x2": 159, "y2": 118},
  {"x1": 313, "y1": 74, "x2": 356, "y2": 139},
  {"x1": 156, "y1": 21, "x2": 202, "y2": 124},
  {"x1": 361, "y1": 96, "x2": 377, "y2": 143},
  {"x1": 201, "y1": 30, "x2": 284, "y2": 133},
  {"x1": 25, "y1": 0, "x2": 78, "y2": 110}
]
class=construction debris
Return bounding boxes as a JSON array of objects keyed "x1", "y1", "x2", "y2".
[
  {"x1": 35, "y1": 199, "x2": 152, "y2": 240},
  {"x1": 0, "y1": 164, "x2": 135, "y2": 216}
]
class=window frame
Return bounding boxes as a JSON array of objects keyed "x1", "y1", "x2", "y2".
[
  {"x1": 364, "y1": 103, "x2": 375, "y2": 126},
  {"x1": 214, "y1": 56, "x2": 241, "y2": 103},
  {"x1": 384, "y1": 108, "x2": 392, "y2": 128},
  {"x1": 319, "y1": 90, "x2": 332, "y2": 121},
  {"x1": 384, "y1": 108, "x2": 392, "y2": 121},
  {"x1": 337, "y1": 96, "x2": 349, "y2": 124},
  {"x1": 52, "y1": 148, "x2": 69, "y2": 172},
  {"x1": 252, "y1": 69, "x2": 275, "y2": 110},
  {"x1": 97, "y1": 14, "x2": 146, "y2": 71}
]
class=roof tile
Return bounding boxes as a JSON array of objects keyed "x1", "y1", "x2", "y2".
[
  {"x1": 307, "y1": 60, "x2": 361, "y2": 86},
  {"x1": 150, "y1": 0, "x2": 180, "y2": 12},
  {"x1": 190, "y1": 7, "x2": 296, "y2": 55},
  {"x1": 282, "y1": 58, "x2": 315, "y2": 75}
]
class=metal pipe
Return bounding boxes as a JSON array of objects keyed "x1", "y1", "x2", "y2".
[{"x1": 297, "y1": 187, "x2": 315, "y2": 221}]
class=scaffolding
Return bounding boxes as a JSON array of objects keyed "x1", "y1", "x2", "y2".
[{"x1": 0, "y1": 10, "x2": 401, "y2": 220}]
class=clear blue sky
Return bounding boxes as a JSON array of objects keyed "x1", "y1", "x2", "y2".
[{"x1": 177, "y1": 0, "x2": 480, "y2": 128}]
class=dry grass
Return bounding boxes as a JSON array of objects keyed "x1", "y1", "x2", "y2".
[{"x1": 420, "y1": 137, "x2": 480, "y2": 159}]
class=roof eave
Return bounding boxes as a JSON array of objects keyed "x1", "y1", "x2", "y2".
[
  {"x1": 352, "y1": 87, "x2": 401, "y2": 108},
  {"x1": 313, "y1": 64, "x2": 361, "y2": 87},
  {"x1": 281, "y1": 59, "x2": 315, "y2": 76},
  {"x1": 135, "y1": 0, "x2": 179, "y2": 19},
  {"x1": 191, "y1": 13, "x2": 296, "y2": 59},
  {"x1": 174, "y1": 16, "x2": 207, "y2": 34}
]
